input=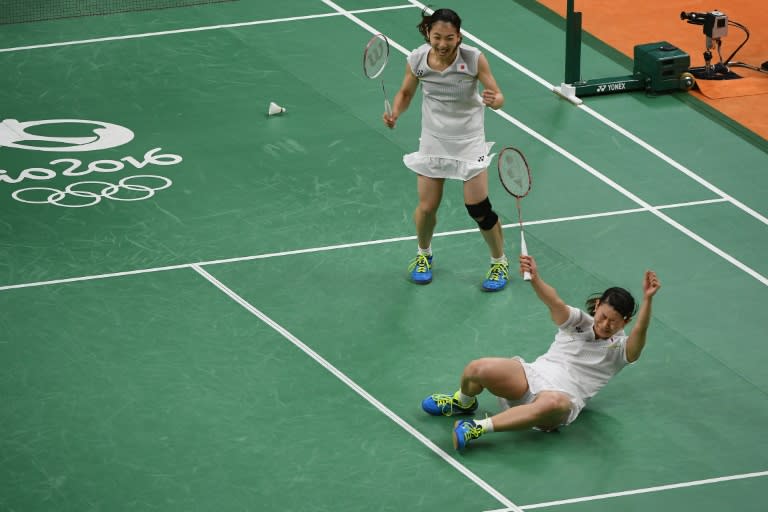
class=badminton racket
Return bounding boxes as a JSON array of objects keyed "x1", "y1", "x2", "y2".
[
  {"x1": 498, "y1": 147, "x2": 533, "y2": 281},
  {"x1": 363, "y1": 33, "x2": 392, "y2": 116}
]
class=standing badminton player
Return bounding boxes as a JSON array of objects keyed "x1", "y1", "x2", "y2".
[
  {"x1": 421, "y1": 254, "x2": 661, "y2": 450},
  {"x1": 383, "y1": 8, "x2": 508, "y2": 291}
]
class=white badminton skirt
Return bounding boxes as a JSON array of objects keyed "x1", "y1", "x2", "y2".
[
  {"x1": 495, "y1": 357, "x2": 583, "y2": 427},
  {"x1": 404, "y1": 133, "x2": 495, "y2": 181}
]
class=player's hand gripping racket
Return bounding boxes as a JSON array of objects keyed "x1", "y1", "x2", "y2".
[
  {"x1": 498, "y1": 147, "x2": 533, "y2": 281},
  {"x1": 363, "y1": 33, "x2": 392, "y2": 116}
]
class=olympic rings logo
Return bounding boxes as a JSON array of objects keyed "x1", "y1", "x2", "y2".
[{"x1": 12, "y1": 175, "x2": 172, "y2": 208}]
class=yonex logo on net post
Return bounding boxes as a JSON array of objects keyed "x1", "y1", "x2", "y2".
[{"x1": 0, "y1": 118, "x2": 183, "y2": 207}]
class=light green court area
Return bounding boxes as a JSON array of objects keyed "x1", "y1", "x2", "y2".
[
  {"x1": 0, "y1": 271, "x2": 504, "y2": 511},
  {"x1": 1, "y1": 0, "x2": 766, "y2": 510}
]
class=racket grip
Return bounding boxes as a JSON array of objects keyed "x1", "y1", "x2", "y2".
[
  {"x1": 520, "y1": 231, "x2": 531, "y2": 281},
  {"x1": 384, "y1": 98, "x2": 393, "y2": 116}
]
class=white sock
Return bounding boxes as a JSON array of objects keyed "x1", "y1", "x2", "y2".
[
  {"x1": 418, "y1": 246, "x2": 432, "y2": 256},
  {"x1": 491, "y1": 255, "x2": 507, "y2": 265},
  {"x1": 456, "y1": 390, "x2": 475, "y2": 407},
  {"x1": 475, "y1": 417, "x2": 494, "y2": 433}
]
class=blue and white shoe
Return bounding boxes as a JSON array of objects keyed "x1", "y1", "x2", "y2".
[
  {"x1": 482, "y1": 261, "x2": 509, "y2": 291},
  {"x1": 421, "y1": 392, "x2": 478, "y2": 416},
  {"x1": 408, "y1": 254, "x2": 433, "y2": 284},
  {"x1": 453, "y1": 419, "x2": 485, "y2": 451}
]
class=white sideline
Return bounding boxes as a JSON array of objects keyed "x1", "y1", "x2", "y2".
[
  {"x1": 191, "y1": 263, "x2": 523, "y2": 512},
  {"x1": 484, "y1": 470, "x2": 768, "y2": 511},
  {"x1": 322, "y1": 0, "x2": 767, "y2": 287},
  {"x1": 0, "y1": 198, "x2": 728, "y2": 293},
  {"x1": 406, "y1": 0, "x2": 768, "y2": 228}
]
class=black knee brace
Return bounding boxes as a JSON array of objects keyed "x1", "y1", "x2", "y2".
[{"x1": 465, "y1": 197, "x2": 499, "y2": 231}]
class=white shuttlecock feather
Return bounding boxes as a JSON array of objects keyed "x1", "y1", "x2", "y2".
[{"x1": 268, "y1": 102, "x2": 286, "y2": 116}]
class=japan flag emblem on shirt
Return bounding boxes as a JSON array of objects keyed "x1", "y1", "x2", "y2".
[{"x1": 459, "y1": 63, "x2": 466, "y2": 71}]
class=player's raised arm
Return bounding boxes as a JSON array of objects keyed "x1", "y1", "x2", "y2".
[
  {"x1": 626, "y1": 270, "x2": 661, "y2": 362},
  {"x1": 520, "y1": 255, "x2": 569, "y2": 325}
]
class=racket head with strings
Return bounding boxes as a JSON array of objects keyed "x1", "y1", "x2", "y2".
[
  {"x1": 498, "y1": 147, "x2": 532, "y2": 199},
  {"x1": 362, "y1": 33, "x2": 390, "y2": 79},
  {"x1": 498, "y1": 147, "x2": 533, "y2": 280},
  {"x1": 363, "y1": 33, "x2": 392, "y2": 115}
]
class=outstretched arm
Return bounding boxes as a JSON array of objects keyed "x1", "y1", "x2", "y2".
[
  {"x1": 626, "y1": 270, "x2": 661, "y2": 363},
  {"x1": 520, "y1": 255, "x2": 570, "y2": 326},
  {"x1": 383, "y1": 63, "x2": 419, "y2": 129}
]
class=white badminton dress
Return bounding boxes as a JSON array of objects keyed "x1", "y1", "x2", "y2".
[{"x1": 403, "y1": 43, "x2": 494, "y2": 181}]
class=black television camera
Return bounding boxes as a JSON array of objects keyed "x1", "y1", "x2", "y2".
[
  {"x1": 680, "y1": 10, "x2": 733, "y2": 79},
  {"x1": 681, "y1": 11, "x2": 728, "y2": 39}
]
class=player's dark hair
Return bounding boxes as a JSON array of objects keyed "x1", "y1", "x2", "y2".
[
  {"x1": 417, "y1": 8, "x2": 462, "y2": 42},
  {"x1": 586, "y1": 287, "x2": 637, "y2": 320}
]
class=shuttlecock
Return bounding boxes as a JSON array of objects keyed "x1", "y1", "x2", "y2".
[{"x1": 268, "y1": 102, "x2": 286, "y2": 116}]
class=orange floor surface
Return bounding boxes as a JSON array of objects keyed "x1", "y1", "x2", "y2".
[{"x1": 537, "y1": 0, "x2": 768, "y2": 142}]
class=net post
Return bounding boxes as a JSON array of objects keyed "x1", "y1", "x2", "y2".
[
  {"x1": 553, "y1": 0, "x2": 584, "y2": 105},
  {"x1": 564, "y1": 0, "x2": 582, "y2": 85}
]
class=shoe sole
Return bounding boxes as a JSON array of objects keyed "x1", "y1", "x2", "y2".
[
  {"x1": 452, "y1": 420, "x2": 463, "y2": 450},
  {"x1": 422, "y1": 404, "x2": 477, "y2": 416},
  {"x1": 422, "y1": 395, "x2": 477, "y2": 416}
]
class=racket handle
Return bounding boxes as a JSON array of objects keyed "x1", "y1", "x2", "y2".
[
  {"x1": 384, "y1": 98, "x2": 393, "y2": 116},
  {"x1": 520, "y1": 231, "x2": 531, "y2": 281}
]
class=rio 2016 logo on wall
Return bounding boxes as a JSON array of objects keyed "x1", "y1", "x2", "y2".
[{"x1": 0, "y1": 118, "x2": 183, "y2": 208}]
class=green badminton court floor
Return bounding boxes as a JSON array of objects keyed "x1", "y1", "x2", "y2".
[{"x1": 1, "y1": 1, "x2": 766, "y2": 510}]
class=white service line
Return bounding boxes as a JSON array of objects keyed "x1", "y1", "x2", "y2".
[
  {"x1": 322, "y1": 0, "x2": 767, "y2": 287},
  {"x1": 406, "y1": 0, "x2": 768, "y2": 227},
  {"x1": 190, "y1": 263, "x2": 523, "y2": 512},
  {"x1": 0, "y1": 198, "x2": 727, "y2": 293},
  {"x1": 1, "y1": 1, "x2": 761, "y2": 230},
  {"x1": 323, "y1": 0, "x2": 410, "y2": 55},
  {"x1": 484, "y1": 470, "x2": 768, "y2": 511},
  {"x1": 580, "y1": 107, "x2": 768, "y2": 226},
  {"x1": 491, "y1": 109, "x2": 767, "y2": 286},
  {"x1": 200, "y1": 198, "x2": 727, "y2": 267},
  {"x1": 0, "y1": 4, "x2": 415, "y2": 53},
  {"x1": 0, "y1": 263, "x2": 192, "y2": 292}
]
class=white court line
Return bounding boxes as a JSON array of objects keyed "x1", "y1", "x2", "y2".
[
  {"x1": 189, "y1": 264, "x2": 523, "y2": 512},
  {"x1": 2, "y1": 3, "x2": 763, "y2": 285},
  {"x1": 484, "y1": 470, "x2": 768, "y2": 511},
  {"x1": 0, "y1": 198, "x2": 726, "y2": 293},
  {"x1": 407, "y1": 0, "x2": 768, "y2": 228},
  {"x1": 0, "y1": 4, "x2": 414, "y2": 53},
  {"x1": 0, "y1": 8, "x2": 757, "y2": 505},
  {"x1": 322, "y1": 0, "x2": 768, "y2": 287},
  {"x1": 1, "y1": 1, "x2": 762, "y2": 229},
  {"x1": 200, "y1": 198, "x2": 725, "y2": 266}
]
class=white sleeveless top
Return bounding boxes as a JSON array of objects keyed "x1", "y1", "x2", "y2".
[
  {"x1": 403, "y1": 44, "x2": 493, "y2": 181},
  {"x1": 407, "y1": 43, "x2": 485, "y2": 140}
]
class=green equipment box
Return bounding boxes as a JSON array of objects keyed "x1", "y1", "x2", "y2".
[
  {"x1": 634, "y1": 42, "x2": 691, "y2": 92},
  {"x1": 570, "y1": 40, "x2": 694, "y2": 97}
]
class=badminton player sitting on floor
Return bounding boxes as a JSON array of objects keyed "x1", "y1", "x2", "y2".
[
  {"x1": 383, "y1": 8, "x2": 509, "y2": 291},
  {"x1": 421, "y1": 254, "x2": 661, "y2": 450}
]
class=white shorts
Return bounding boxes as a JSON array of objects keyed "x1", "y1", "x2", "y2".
[
  {"x1": 403, "y1": 133, "x2": 495, "y2": 181},
  {"x1": 495, "y1": 357, "x2": 584, "y2": 427}
]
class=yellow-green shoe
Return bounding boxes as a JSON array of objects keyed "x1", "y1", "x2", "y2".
[
  {"x1": 482, "y1": 261, "x2": 509, "y2": 291},
  {"x1": 453, "y1": 419, "x2": 484, "y2": 451},
  {"x1": 408, "y1": 254, "x2": 433, "y2": 284},
  {"x1": 421, "y1": 392, "x2": 477, "y2": 416}
]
